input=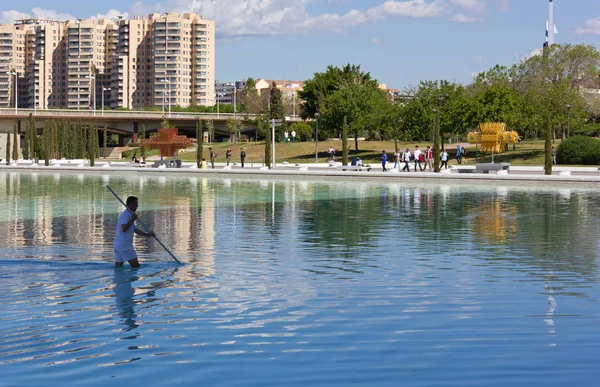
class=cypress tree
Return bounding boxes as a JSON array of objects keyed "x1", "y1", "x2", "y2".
[
  {"x1": 88, "y1": 125, "x2": 96, "y2": 167},
  {"x1": 12, "y1": 122, "x2": 18, "y2": 161},
  {"x1": 342, "y1": 115, "x2": 349, "y2": 166},
  {"x1": 43, "y1": 124, "x2": 50, "y2": 166},
  {"x1": 140, "y1": 124, "x2": 146, "y2": 158},
  {"x1": 28, "y1": 113, "x2": 35, "y2": 159},
  {"x1": 198, "y1": 121, "x2": 204, "y2": 167},
  {"x1": 23, "y1": 128, "x2": 29, "y2": 160},
  {"x1": 264, "y1": 118, "x2": 272, "y2": 168},
  {"x1": 103, "y1": 123, "x2": 108, "y2": 158},
  {"x1": 6, "y1": 129, "x2": 11, "y2": 165}
]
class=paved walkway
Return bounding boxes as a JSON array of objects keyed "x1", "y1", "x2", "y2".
[{"x1": 1, "y1": 159, "x2": 599, "y2": 184}]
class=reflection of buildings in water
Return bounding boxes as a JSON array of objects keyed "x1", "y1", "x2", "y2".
[
  {"x1": 53, "y1": 173, "x2": 61, "y2": 185},
  {"x1": 101, "y1": 174, "x2": 110, "y2": 185},
  {"x1": 544, "y1": 278, "x2": 557, "y2": 346},
  {"x1": 468, "y1": 199, "x2": 518, "y2": 245}
]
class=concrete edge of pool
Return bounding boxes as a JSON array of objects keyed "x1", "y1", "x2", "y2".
[{"x1": 1, "y1": 162, "x2": 599, "y2": 184}]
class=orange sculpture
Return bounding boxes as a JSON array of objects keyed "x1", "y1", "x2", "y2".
[{"x1": 141, "y1": 128, "x2": 193, "y2": 159}]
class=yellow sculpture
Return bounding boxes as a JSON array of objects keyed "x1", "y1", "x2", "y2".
[{"x1": 467, "y1": 123, "x2": 518, "y2": 153}]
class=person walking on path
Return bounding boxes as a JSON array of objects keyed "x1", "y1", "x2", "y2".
[
  {"x1": 240, "y1": 148, "x2": 246, "y2": 168},
  {"x1": 209, "y1": 147, "x2": 217, "y2": 169},
  {"x1": 402, "y1": 148, "x2": 411, "y2": 172},
  {"x1": 114, "y1": 196, "x2": 155, "y2": 268},
  {"x1": 552, "y1": 146, "x2": 557, "y2": 165},
  {"x1": 456, "y1": 146, "x2": 463, "y2": 165},
  {"x1": 291, "y1": 130, "x2": 296, "y2": 143},
  {"x1": 413, "y1": 145, "x2": 424, "y2": 172},
  {"x1": 381, "y1": 150, "x2": 388, "y2": 172},
  {"x1": 225, "y1": 149, "x2": 232, "y2": 166},
  {"x1": 440, "y1": 148, "x2": 449, "y2": 169},
  {"x1": 393, "y1": 150, "x2": 400, "y2": 170},
  {"x1": 284, "y1": 131, "x2": 289, "y2": 143},
  {"x1": 425, "y1": 146, "x2": 434, "y2": 172}
]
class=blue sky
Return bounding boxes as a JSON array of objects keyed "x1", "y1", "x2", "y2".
[{"x1": 2, "y1": 1, "x2": 600, "y2": 91}]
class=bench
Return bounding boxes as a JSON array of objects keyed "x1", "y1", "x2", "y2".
[
  {"x1": 152, "y1": 159, "x2": 182, "y2": 168},
  {"x1": 475, "y1": 163, "x2": 510, "y2": 174},
  {"x1": 336, "y1": 165, "x2": 371, "y2": 172}
]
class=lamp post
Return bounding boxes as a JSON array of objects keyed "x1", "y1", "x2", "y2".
[
  {"x1": 86, "y1": 75, "x2": 96, "y2": 116},
  {"x1": 314, "y1": 112, "x2": 319, "y2": 162},
  {"x1": 7, "y1": 71, "x2": 17, "y2": 115},
  {"x1": 566, "y1": 104, "x2": 571, "y2": 138},
  {"x1": 102, "y1": 87, "x2": 111, "y2": 117},
  {"x1": 160, "y1": 78, "x2": 171, "y2": 117}
]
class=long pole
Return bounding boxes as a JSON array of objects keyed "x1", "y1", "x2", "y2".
[
  {"x1": 106, "y1": 185, "x2": 181, "y2": 265},
  {"x1": 33, "y1": 79, "x2": 36, "y2": 115},
  {"x1": 102, "y1": 90, "x2": 104, "y2": 117}
]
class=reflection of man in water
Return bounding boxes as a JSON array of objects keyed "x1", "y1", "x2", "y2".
[{"x1": 114, "y1": 269, "x2": 138, "y2": 331}]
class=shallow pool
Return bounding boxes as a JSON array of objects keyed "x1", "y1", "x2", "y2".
[{"x1": 1, "y1": 171, "x2": 599, "y2": 386}]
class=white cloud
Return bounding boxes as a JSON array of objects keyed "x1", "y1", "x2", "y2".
[
  {"x1": 450, "y1": 13, "x2": 475, "y2": 23},
  {"x1": 127, "y1": 0, "x2": 445, "y2": 37},
  {"x1": 525, "y1": 48, "x2": 543, "y2": 60},
  {"x1": 93, "y1": 9, "x2": 130, "y2": 21},
  {"x1": 450, "y1": 0, "x2": 485, "y2": 13},
  {"x1": 499, "y1": 0, "x2": 509, "y2": 12},
  {"x1": 0, "y1": 7, "x2": 128, "y2": 23},
  {"x1": 1, "y1": 8, "x2": 77, "y2": 23},
  {"x1": 575, "y1": 17, "x2": 600, "y2": 35},
  {"x1": 1, "y1": 0, "x2": 494, "y2": 38},
  {"x1": 372, "y1": 38, "x2": 381, "y2": 45}
]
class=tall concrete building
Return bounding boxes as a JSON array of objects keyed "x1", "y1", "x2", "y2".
[{"x1": 0, "y1": 13, "x2": 215, "y2": 111}]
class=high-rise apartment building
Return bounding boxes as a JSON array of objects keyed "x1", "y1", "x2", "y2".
[{"x1": 0, "y1": 13, "x2": 215, "y2": 110}]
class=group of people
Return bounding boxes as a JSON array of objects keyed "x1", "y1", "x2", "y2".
[
  {"x1": 202, "y1": 147, "x2": 246, "y2": 169},
  {"x1": 379, "y1": 146, "x2": 463, "y2": 172},
  {"x1": 283, "y1": 131, "x2": 297, "y2": 143}
]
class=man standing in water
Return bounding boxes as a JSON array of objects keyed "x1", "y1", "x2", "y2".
[{"x1": 114, "y1": 196, "x2": 155, "y2": 268}]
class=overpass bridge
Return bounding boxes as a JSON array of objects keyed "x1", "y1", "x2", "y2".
[{"x1": 0, "y1": 108, "x2": 306, "y2": 145}]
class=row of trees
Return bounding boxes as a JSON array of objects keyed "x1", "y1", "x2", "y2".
[
  {"x1": 294, "y1": 44, "x2": 600, "y2": 151},
  {"x1": 5, "y1": 114, "x2": 103, "y2": 166}
]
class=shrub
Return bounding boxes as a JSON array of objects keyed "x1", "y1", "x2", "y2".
[
  {"x1": 556, "y1": 136, "x2": 600, "y2": 165},
  {"x1": 288, "y1": 122, "x2": 313, "y2": 142}
]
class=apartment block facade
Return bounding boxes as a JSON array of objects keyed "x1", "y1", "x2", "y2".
[{"x1": 0, "y1": 13, "x2": 215, "y2": 110}]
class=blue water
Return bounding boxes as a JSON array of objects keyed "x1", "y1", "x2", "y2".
[{"x1": 1, "y1": 171, "x2": 599, "y2": 386}]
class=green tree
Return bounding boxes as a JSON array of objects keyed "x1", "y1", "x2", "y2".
[
  {"x1": 342, "y1": 115, "x2": 348, "y2": 166},
  {"x1": 12, "y1": 123, "x2": 18, "y2": 161},
  {"x1": 104, "y1": 123, "x2": 109, "y2": 158},
  {"x1": 287, "y1": 122, "x2": 312, "y2": 141},
  {"x1": 206, "y1": 120, "x2": 215, "y2": 144},
  {"x1": 265, "y1": 121, "x2": 272, "y2": 168},
  {"x1": 242, "y1": 77, "x2": 263, "y2": 114},
  {"x1": 299, "y1": 64, "x2": 379, "y2": 121},
  {"x1": 5, "y1": 130, "x2": 11, "y2": 165},
  {"x1": 197, "y1": 119, "x2": 202, "y2": 168}
]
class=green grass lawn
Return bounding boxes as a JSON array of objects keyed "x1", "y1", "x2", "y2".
[{"x1": 111, "y1": 139, "x2": 565, "y2": 166}]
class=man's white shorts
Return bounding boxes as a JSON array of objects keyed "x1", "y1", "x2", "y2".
[{"x1": 114, "y1": 249, "x2": 137, "y2": 263}]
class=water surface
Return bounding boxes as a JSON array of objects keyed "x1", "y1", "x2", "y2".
[{"x1": 1, "y1": 171, "x2": 599, "y2": 386}]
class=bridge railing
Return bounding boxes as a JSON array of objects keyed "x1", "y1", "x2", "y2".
[{"x1": 0, "y1": 108, "x2": 250, "y2": 120}]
